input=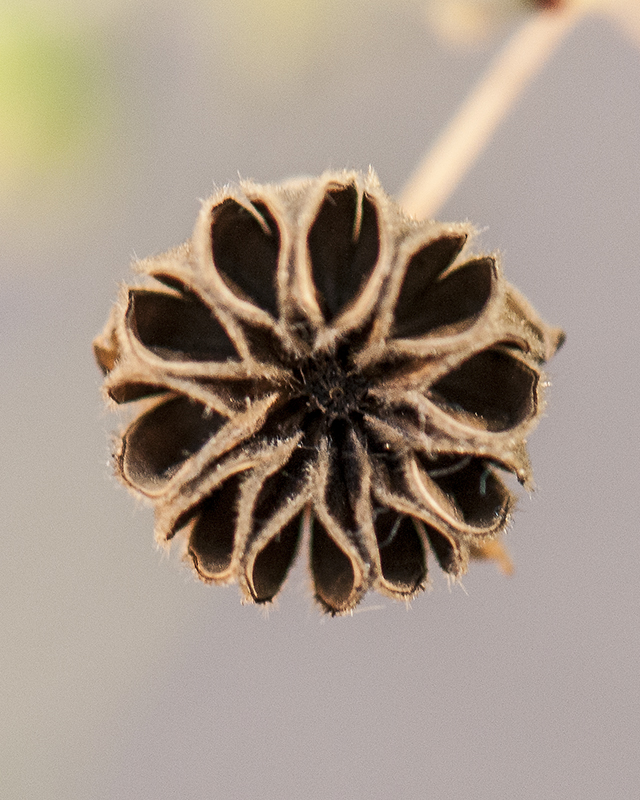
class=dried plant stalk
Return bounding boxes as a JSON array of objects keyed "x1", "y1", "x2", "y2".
[
  {"x1": 400, "y1": 6, "x2": 584, "y2": 220},
  {"x1": 94, "y1": 170, "x2": 562, "y2": 614}
]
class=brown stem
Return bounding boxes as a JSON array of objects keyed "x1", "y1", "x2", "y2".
[{"x1": 399, "y1": 7, "x2": 585, "y2": 220}]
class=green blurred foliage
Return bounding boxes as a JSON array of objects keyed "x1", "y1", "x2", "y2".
[{"x1": 0, "y1": 8, "x2": 114, "y2": 188}]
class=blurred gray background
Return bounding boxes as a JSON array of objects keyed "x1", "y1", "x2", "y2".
[{"x1": 1, "y1": 2, "x2": 639, "y2": 798}]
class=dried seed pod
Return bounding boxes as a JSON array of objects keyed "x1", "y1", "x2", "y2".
[{"x1": 94, "y1": 170, "x2": 563, "y2": 615}]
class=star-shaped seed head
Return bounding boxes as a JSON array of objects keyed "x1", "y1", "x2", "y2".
[{"x1": 94, "y1": 170, "x2": 563, "y2": 614}]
